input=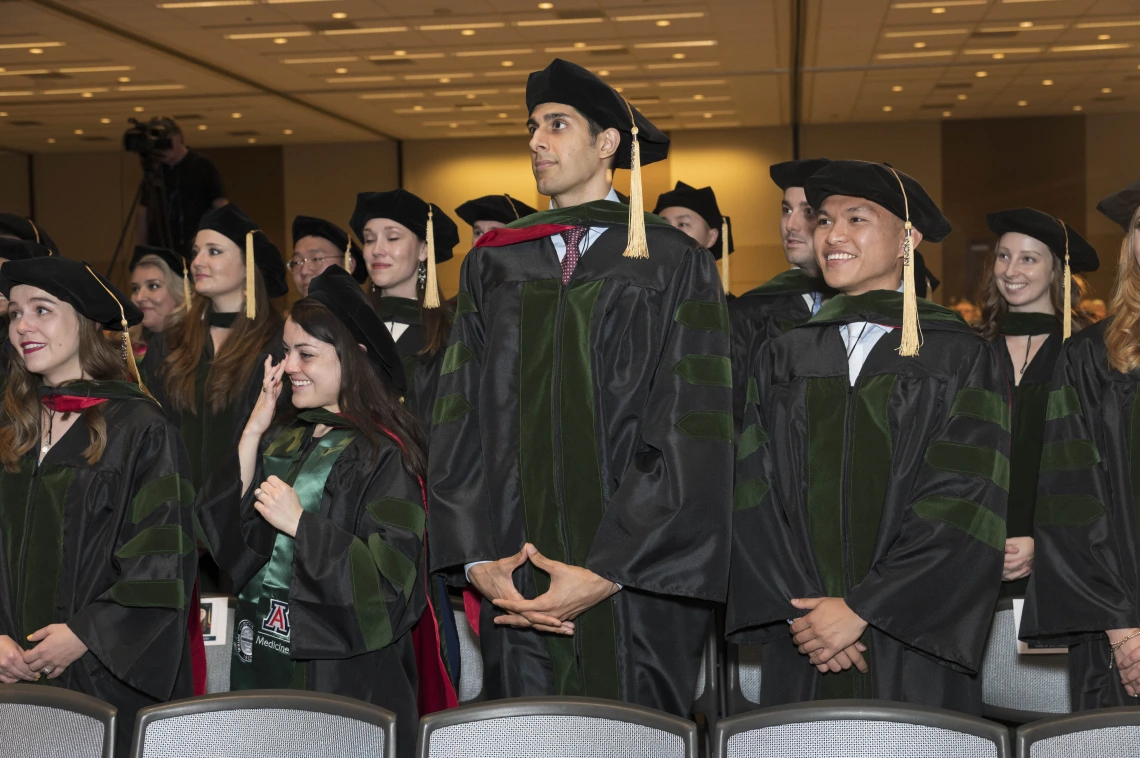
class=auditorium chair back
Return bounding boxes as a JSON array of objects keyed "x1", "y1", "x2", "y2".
[
  {"x1": 0, "y1": 684, "x2": 115, "y2": 758},
  {"x1": 1017, "y1": 708, "x2": 1140, "y2": 758}
]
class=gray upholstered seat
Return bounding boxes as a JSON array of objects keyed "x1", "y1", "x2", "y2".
[
  {"x1": 725, "y1": 643, "x2": 763, "y2": 715},
  {"x1": 131, "y1": 690, "x2": 396, "y2": 758},
  {"x1": 452, "y1": 598, "x2": 484, "y2": 703},
  {"x1": 1017, "y1": 708, "x2": 1140, "y2": 758},
  {"x1": 417, "y1": 696, "x2": 699, "y2": 758},
  {"x1": 714, "y1": 700, "x2": 1010, "y2": 758},
  {"x1": 0, "y1": 684, "x2": 115, "y2": 758},
  {"x1": 203, "y1": 598, "x2": 236, "y2": 694},
  {"x1": 981, "y1": 598, "x2": 1070, "y2": 722}
]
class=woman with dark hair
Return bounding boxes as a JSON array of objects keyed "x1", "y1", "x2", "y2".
[
  {"x1": 0, "y1": 257, "x2": 197, "y2": 756},
  {"x1": 1021, "y1": 182, "x2": 1140, "y2": 708},
  {"x1": 975, "y1": 209, "x2": 1097, "y2": 599},
  {"x1": 351, "y1": 189, "x2": 459, "y2": 425},
  {"x1": 143, "y1": 204, "x2": 288, "y2": 490},
  {"x1": 197, "y1": 267, "x2": 448, "y2": 757}
]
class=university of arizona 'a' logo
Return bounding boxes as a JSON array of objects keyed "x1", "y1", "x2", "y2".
[{"x1": 261, "y1": 599, "x2": 291, "y2": 638}]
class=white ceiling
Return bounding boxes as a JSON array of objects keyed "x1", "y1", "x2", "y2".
[{"x1": 0, "y1": 0, "x2": 1136, "y2": 152}]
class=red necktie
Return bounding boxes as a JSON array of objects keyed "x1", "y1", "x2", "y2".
[{"x1": 561, "y1": 226, "x2": 588, "y2": 285}]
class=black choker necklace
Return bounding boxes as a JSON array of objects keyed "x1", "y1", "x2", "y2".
[{"x1": 207, "y1": 311, "x2": 239, "y2": 328}]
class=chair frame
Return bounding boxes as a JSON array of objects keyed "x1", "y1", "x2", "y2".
[
  {"x1": 0, "y1": 683, "x2": 116, "y2": 758},
  {"x1": 1016, "y1": 707, "x2": 1140, "y2": 758},
  {"x1": 713, "y1": 699, "x2": 1011, "y2": 758},
  {"x1": 691, "y1": 611, "x2": 723, "y2": 733},
  {"x1": 982, "y1": 596, "x2": 1071, "y2": 724},
  {"x1": 130, "y1": 689, "x2": 397, "y2": 758},
  {"x1": 415, "y1": 695, "x2": 700, "y2": 758},
  {"x1": 724, "y1": 641, "x2": 762, "y2": 716}
]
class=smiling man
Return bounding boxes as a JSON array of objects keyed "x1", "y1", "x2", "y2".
[
  {"x1": 727, "y1": 159, "x2": 831, "y2": 429},
  {"x1": 428, "y1": 58, "x2": 733, "y2": 714},
  {"x1": 726, "y1": 160, "x2": 1009, "y2": 714}
]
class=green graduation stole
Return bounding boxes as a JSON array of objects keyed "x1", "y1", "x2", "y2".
[{"x1": 231, "y1": 413, "x2": 355, "y2": 690}]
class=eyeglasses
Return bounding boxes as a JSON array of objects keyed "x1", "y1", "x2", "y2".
[{"x1": 287, "y1": 255, "x2": 339, "y2": 271}]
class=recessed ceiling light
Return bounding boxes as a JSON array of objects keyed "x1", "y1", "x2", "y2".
[
  {"x1": 247, "y1": 137, "x2": 256, "y2": 143},
  {"x1": 1042, "y1": 78, "x2": 1053, "y2": 85},
  {"x1": 672, "y1": 52, "x2": 685, "y2": 59},
  {"x1": 232, "y1": 112, "x2": 242, "y2": 118},
  {"x1": 538, "y1": 1, "x2": 554, "y2": 7},
  {"x1": 0, "y1": 112, "x2": 7, "y2": 117},
  {"x1": 914, "y1": 41, "x2": 927, "y2": 48},
  {"x1": 1102, "y1": 86, "x2": 1113, "y2": 93},
  {"x1": 1098, "y1": 34, "x2": 1111, "y2": 40},
  {"x1": 413, "y1": 104, "x2": 423, "y2": 111},
  {"x1": 598, "y1": 69, "x2": 610, "y2": 76},
  {"x1": 1073, "y1": 104, "x2": 1083, "y2": 111},
  {"x1": 693, "y1": 93, "x2": 704, "y2": 100},
  {"x1": 440, "y1": 77, "x2": 451, "y2": 83},
  {"x1": 931, "y1": 7, "x2": 946, "y2": 13},
  {"x1": 656, "y1": 19, "x2": 671, "y2": 27},
  {"x1": 942, "y1": 110, "x2": 951, "y2": 116},
  {"x1": 703, "y1": 112, "x2": 713, "y2": 118},
  {"x1": 498, "y1": 112, "x2": 507, "y2": 118},
  {"x1": 335, "y1": 67, "x2": 347, "y2": 73},
  {"x1": 891, "y1": 85, "x2": 903, "y2": 92},
  {"x1": 992, "y1": 52, "x2": 1005, "y2": 59},
  {"x1": 957, "y1": 93, "x2": 968, "y2": 99},
  {"x1": 274, "y1": 37, "x2": 288, "y2": 44},
  {"x1": 461, "y1": 29, "x2": 475, "y2": 36},
  {"x1": 975, "y1": 70, "x2": 988, "y2": 77},
  {"x1": 449, "y1": 122, "x2": 458, "y2": 128},
  {"x1": 1019, "y1": 21, "x2": 1033, "y2": 28},
  {"x1": 29, "y1": 49, "x2": 43, "y2": 55},
  {"x1": 283, "y1": 128, "x2": 293, "y2": 134},
  {"x1": 501, "y1": 60, "x2": 514, "y2": 67},
  {"x1": 74, "y1": 128, "x2": 84, "y2": 134},
  {"x1": 47, "y1": 138, "x2": 55, "y2": 144},
  {"x1": 573, "y1": 41, "x2": 586, "y2": 48},
  {"x1": 197, "y1": 124, "x2": 207, "y2": 130},
  {"x1": 1017, "y1": 99, "x2": 1027, "y2": 106},
  {"x1": 82, "y1": 92, "x2": 93, "y2": 98},
  {"x1": 882, "y1": 105, "x2": 893, "y2": 112},
  {"x1": 394, "y1": 50, "x2": 407, "y2": 56},
  {"x1": 332, "y1": 11, "x2": 347, "y2": 19},
  {"x1": 100, "y1": 117, "x2": 111, "y2": 124},
  {"x1": 118, "y1": 76, "x2": 130, "y2": 83},
  {"x1": 134, "y1": 106, "x2": 144, "y2": 112}
]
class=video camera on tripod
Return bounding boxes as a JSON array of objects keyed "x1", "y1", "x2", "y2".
[{"x1": 122, "y1": 117, "x2": 176, "y2": 156}]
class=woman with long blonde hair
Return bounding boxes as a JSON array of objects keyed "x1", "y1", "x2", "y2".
[
  {"x1": 975, "y1": 208, "x2": 1096, "y2": 599},
  {"x1": 1022, "y1": 180, "x2": 1140, "y2": 709},
  {"x1": 128, "y1": 245, "x2": 188, "y2": 366},
  {"x1": 0, "y1": 257, "x2": 197, "y2": 756}
]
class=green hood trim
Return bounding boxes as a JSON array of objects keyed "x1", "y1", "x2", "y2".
[
  {"x1": 740, "y1": 269, "x2": 827, "y2": 298},
  {"x1": 806, "y1": 291, "x2": 970, "y2": 332},
  {"x1": 506, "y1": 200, "x2": 670, "y2": 230},
  {"x1": 39, "y1": 380, "x2": 152, "y2": 403}
]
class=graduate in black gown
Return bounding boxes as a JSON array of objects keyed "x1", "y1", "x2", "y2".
[
  {"x1": 0, "y1": 239, "x2": 54, "y2": 379},
  {"x1": 975, "y1": 209, "x2": 1097, "y2": 599},
  {"x1": 289, "y1": 215, "x2": 367, "y2": 298},
  {"x1": 1021, "y1": 179, "x2": 1140, "y2": 708},
  {"x1": 0, "y1": 257, "x2": 196, "y2": 755},
  {"x1": 351, "y1": 190, "x2": 459, "y2": 427},
  {"x1": 727, "y1": 161, "x2": 1010, "y2": 715},
  {"x1": 128, "y1": 245, "x2": 190, "y2": 368},
  {"x1": 728, "y1": 159, "x2": 832, "y2": 427},
  {"x1": 654, "y1": 181, "x2": 735, "y2": 302},
  {"x1": 197, "y1": 267, "x2": 450, "y2": 756},
  {"x1": 428, "y1": 58, "x2": 733, "y2": 716},
  {"x1": 455, "y1": 194, "x2": 538, "y2": 248}
]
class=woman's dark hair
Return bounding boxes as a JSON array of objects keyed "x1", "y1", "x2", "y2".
[{"x1": 285, "y1": 299, "x2": 427, "y2": 480}]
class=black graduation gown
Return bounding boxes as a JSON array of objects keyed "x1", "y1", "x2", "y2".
[
  {"x1": 196, "y1": 416, "x2": 426, "y2": 757},
  {"x1": 1020, "y1": 319, "x2": 1140, "y2": 709},
  {"x1": 0, "y1": 381, "x2": 197, "y2": 755},
  {"x1": 728, "y1": 270, "x2": 826, "y2": 432},
  {"x1": 372, "y1": 295, "x2": 446, "y2": 427},
  {"x1": 727, "y1": 292, "x2": 1010, "y2": 715},
  {"x1": 992, "y1": 313, "x2": 1063, "y2": 599},
  {"x1": 428, "y1": 201, "x2": 734, "y2": 716},
  {"x1": 142, "y1": 325, "x2": 284, "y2": 490}
]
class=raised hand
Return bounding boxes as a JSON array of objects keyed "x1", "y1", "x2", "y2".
[{"x1": 244, "y1": 354, "x2": 284, "y2": 440}]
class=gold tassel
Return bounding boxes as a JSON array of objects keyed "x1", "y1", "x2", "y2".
[
  {"x1": 720, "y1": 216, "x2": 731, "y2": 295},
  {"x1": 1057, "y1": 217, "x2": 1072, "y2": 340},
  {"x1": 182, "y1": 259, "x2": 192, "y2": 307},
  {"x1": 621, "y1": 99, "x2": 649, "y2": 259},
  {"x1": 245, "y1": 230, "x2": 256, "y2": 320},
  {"x1": 423, "y1": 206, "x2": 441, "y2": 309},
  {"x1": 344, "y1": 240, "x2": 352, "y2": 271},
  {"x1": 885, "y1": 166, "x2": 922, "y2": 356},
  {"x1": 84, "y1": 264, "x2": 157, "y2": 403},
  {"x1": 505, "y1": 193, "x2": 520, "y2": 220}
]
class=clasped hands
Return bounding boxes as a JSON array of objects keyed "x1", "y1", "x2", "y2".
[
  {"x1": 0, "y1": 626, "x2": 88, "y2": 684},
  {"x1": 1109, "y1": 628, "x2": 1140, "y2": 697},
  {"x1": 790, "y1": 596, "x2": 870, "y2": 674},
  {"x1": 469, "y1": 543, "x2": 619, "y2": 636}
]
